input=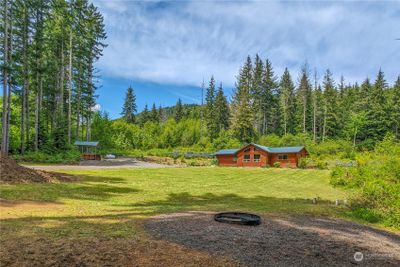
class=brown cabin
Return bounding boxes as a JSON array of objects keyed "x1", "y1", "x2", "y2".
[{"x1": 215, "y1": 143, "x2": 308, "y2": 168}]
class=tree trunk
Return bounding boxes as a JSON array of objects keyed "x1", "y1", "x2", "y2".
[
  {"x1": 1, "y1": 0, "x2": 9, "y2": 155},
  {"x1": 60, "y1": 41, "x2": 65, "y2": 114},
  {"x1": 67, "y1": 30, "x2": 72, "y2": 144},
  {"x1": 313, "y1": 99, "x2": 316, "y2": 142},
  {"x1": 6, "y1": 74, "x2": 12, "y2": 153},
  {"x1": 322, "y1": 106, "x2": 327, "y2": 141},
  {"x1": 22, "y1": 4, "x2": 30, "y2": 152},
  {"x1": 34, "y1": 76, "x2": 42, "y2": 151},
  {"x1": 76, "y1": 73, "x2": 81, "y2": 139},
  {"x1": 303, "y1": 99, "x2": 306, "y2": 133}
]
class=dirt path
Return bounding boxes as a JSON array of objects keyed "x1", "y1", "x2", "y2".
[
  {"x1": 145, "y1": 212, "x2": 400, "y2": 267},
  {"x1": 0, "y1": 236, "x2": 236, "y2": 267},
  {"x1": 25, "y1": 157, "x2": 175, "y2": 171}
]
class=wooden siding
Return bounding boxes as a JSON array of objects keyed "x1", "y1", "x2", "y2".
[
  {"x1": 216, "y1": 155, "x2": 237, "y2": 166},
  {"x1": 236, "y1": 144, "x2": 268, "y2": 167},
  {"x1": 216, "y1": 145, "x2": 308, "y2": 168}
]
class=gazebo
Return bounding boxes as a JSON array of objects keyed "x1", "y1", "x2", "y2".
[{"x1": 74, "y1": 141, "x2": 101, "y2": 160}]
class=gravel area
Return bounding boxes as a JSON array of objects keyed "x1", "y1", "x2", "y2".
[
  {"x1": 27, "y1": 157, "x2": 174, "y2": 171},
  {"x1": 144, "y1": 212, "x2": 400, "y2": 267}
]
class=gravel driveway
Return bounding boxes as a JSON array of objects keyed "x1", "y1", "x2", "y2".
[
  {"x1": 144, "y1": 212, "x2": 400, "y2": 267},
  {"x1": 26, "y1": 157, "x2": 174, "y2": 171}
]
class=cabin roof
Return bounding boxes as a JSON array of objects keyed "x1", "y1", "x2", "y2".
[
  {"x1": 215, "y1": 143, "x2": 305, "y2": 155},
  {"x1": 214, "y1": 149, "x2": 240, "y2": 155},
  {"x1": 74, "y1": 141, "x2": 99, "y2": 147}
]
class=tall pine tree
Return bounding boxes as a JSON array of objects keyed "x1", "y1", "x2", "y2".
[
  {"x1": 121, "y1": 86, "x2": 136, "y2": 123},
  {"x1": 214, "y1": 83, "x2": 230, "y2": 132}
]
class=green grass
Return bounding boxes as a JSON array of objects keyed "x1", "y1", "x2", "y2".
[{"x1": 1, "y1": 167, "x2": 351, "y2": 240}]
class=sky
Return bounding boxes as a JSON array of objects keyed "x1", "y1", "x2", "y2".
[{"x1": 93, "y1": 0, "x2": 400, "y2": 119}]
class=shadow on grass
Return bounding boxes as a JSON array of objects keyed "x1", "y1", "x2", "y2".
[
  {"x1": 1, "y1": 193, "x2": 399, "y2": 266},
  {"x1": 0, "y1": 175, "x2": 140, "y2": 203},
  {"x1": 117, "y1": 192, "x2": 338, "y2": 215}
]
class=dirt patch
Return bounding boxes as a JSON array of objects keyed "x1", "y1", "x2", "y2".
[
  {"x1": 0, "y1": 199, "x2": 63, "y2": 209},
  {"x1": 0, "y1": 236, "x2": 237, "y2": 267},
  {"x1": 145, "y1": 212, "x2": 400, "y2": 267},
  {"x1": 27, "y1": 157, "x2": 175, "y2": 171},
  {"x1": 1, "y1": 156, "x2": 78, "y2": 184}
]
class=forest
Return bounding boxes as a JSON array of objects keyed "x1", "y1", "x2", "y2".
[
  {"x1": 93, "y1": 55, "x2": 399, "y2": 157},
  {"x1": 0, "y1": 0, "x2": 400, "y2": 266},
  {"x1": 0, "y1": 0, "x2": 106, "y2": 156},
  {"x1": 0, "y1": 1, "x2": 399, "y2": 160}
]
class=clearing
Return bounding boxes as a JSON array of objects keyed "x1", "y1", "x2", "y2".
[
  {"x1": 0, "y1": 167, "x2": 399, "y2": 266},
  {"x1": 24, "y1": 157, "x2": 172, "y2": 170}
]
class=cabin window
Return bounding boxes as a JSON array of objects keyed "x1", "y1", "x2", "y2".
[
  {"x1": 243, "y1": 154, "x2": 251, "y2": 162},
  {"x1": 278, "y1": 154, "x2": 288, "y2": 160},
  {"x1": 254, "y1": 154, "x2": 261, "y2": 162}
]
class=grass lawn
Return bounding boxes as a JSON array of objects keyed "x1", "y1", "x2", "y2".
[{"x1": 0, "y1": 167, "x2": 351, "y2": 240}]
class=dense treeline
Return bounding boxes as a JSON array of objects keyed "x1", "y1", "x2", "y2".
[
  {"x1": 229, "y1": 55, "x2": 399, "y2": 146},
  {"x1": 0, "y1": 0, "x2": 106, "y2": 156},
  {"x1": 111, "y1": 54, "x2": 399, "y2": 152}
]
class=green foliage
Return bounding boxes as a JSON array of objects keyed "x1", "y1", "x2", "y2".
[
  {"x1": 298, "y1": 158, "x2": 307, "y2": 169},
  {"x1": 330, "y1": 136, "x2": 400, "y2": 228},
  {"x1": 273, "y1": 162, "x2": 281, "y2": 168},
  {"x1": 121, "y1": 86, "x2": 137, "y2": 123},
  {"x1": 174, "y1": 99, "x2": 184, "y2": 122},
  {"x1": 12, "y1": 150, "x2": 80, "y2": 164}
]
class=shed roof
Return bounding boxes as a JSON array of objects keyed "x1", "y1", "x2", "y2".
[
  {"x1": 214, "y1": 149, "x2": 239, "y2": 155},
  {"x1": 215, "y1": 144, "x2": 305, "y2": 156},
  {"x1": 74, "y1": 141, "x2": 99, "y2": 147}
]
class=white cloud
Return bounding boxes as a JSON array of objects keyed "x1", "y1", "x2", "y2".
[
  {"x1": 91, "y1": 103, "x2": 101, "y2": 112},
  {"x1": 93, "y1": 1, "x2": 400, "y2": 87}
]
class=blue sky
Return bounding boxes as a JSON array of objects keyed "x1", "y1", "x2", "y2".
[{"x1": 93, "y1": 0, "x2": 400, "y2": 118}]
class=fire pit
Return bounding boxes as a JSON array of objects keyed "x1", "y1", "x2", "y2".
[{"x1": 214, "y1": 212, "x2": 261, "y2": 226}]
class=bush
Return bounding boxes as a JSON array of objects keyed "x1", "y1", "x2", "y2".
[
  {"x1": 330, "y1": 137, "x2": 400, "y2": 228},
  {"x1": 352, "y1": 208, "x2": 382, "y2": 223},
  {"x1": 12, "y1": 150, "x2": 80, "y2": 164},
  {"x1": 315, "y1": 160, "x2": 328, "y2": 170},
  {"x1": 273, "y1": 162, "x2": 281, "y2": 168},
  {"x1": 298, "y1": 158, "x2": 307, "y2": 169}
]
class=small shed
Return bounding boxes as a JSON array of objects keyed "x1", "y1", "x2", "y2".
[{"x1": 74, "y1": 141, "x2": 101, "y2": 160}]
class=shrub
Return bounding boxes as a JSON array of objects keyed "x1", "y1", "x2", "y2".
[
  {"x1": 315, "y1": 160, "x2": 328, "y2": 170},
  {"x1": 352, "y1": 208, "x2": 382, "y2": 223},
  {"x1": 330, "y1": 138, "x2": 400, "y2": 228},
  {"x1": 298, "y1": 158, "x2": 307, "y2": 169},
  {"x1": 12, "y1": 150, "x2": 80, "y2": 164},
  {"x1": 273, "y1": 162, "x2": 281, "y2": 168}
]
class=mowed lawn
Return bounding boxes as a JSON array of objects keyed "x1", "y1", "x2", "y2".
[{"x1": 0, "y1": 167, "x2": 347, "y2": 239}]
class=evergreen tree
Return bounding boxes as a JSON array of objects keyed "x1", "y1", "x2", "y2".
[
  {"x1": 366, "y1": 69, "x2": 390, "y2": 140},
  {"x1": 321, "y1": 69, "x2": 338, "y2": 139},
  {"x1": 121, "y1": 86, "x2": 136, "y2": 123},
  {"x1": 279, "y1": 68, "x2": 296, "y2": 135},
  {"x1": 150, "y1": 103, "x2": 159, "y2": 123},
  {"x1": 174, "y1": 98, "x2": 183, "y2": 122},
  {"x1": 295, "y1": 64, "x2": 312, "y2": 134},
  {"x1": 251, "y1": 54, "x2": 264, "y2": 133},
  {"x1": 139, "y1": 104, "x2": 150, "y2": 125},
  {"x1": 205, "y1": 76, "x2": 218, "y2": 138},
  {"x1": 390, "y1": 76, "x2": 400, "y2": 137},
  {"x1": 214, "y1": 83, "x2": 230, "y2": 132},
  {"x1": 260, "y1": 59, "x2": 278, "y2": 134},
  {"x1": 231, "y1": 56, "x2": 255, "y2": 143}
]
